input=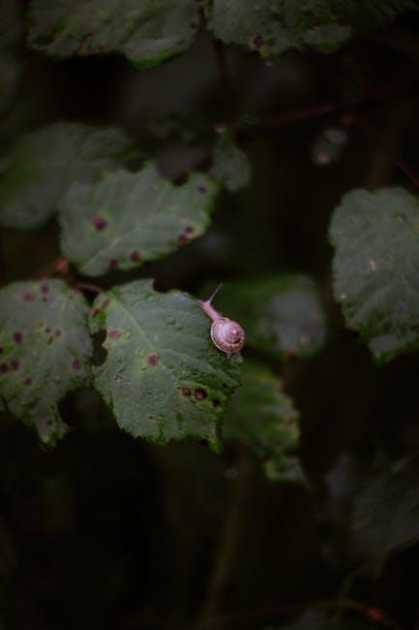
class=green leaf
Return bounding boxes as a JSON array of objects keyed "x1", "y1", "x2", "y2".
[
  {"x1": 27, "y1": 0, "x2": 200, "y2": 68},
  {"x1": 210, "y1": 132, "x2": 251, "y2": 193},
  {"x1": 59, "y1": 164, "x2": 218, "y2": 277},
  {"x1": 207, "y1": 0, "x2": 417, "y2": 57},
  {"x1": 0, "y1": 280, "x2": 92, "y2": 444},
  {"x1": 223, "y1": 360, "x2": 302, "y2": 482},
  {"x1": 0, "y1": 122, "x2": 136, "y2": 229},
  {"x1": 88, "y1": 279, "x2": 241, "y2": 447},
  {"x1": 329, "y1": 187, "x2": 419, "y2": 363},
  {"x1": 351, "y1": 455, "x2": 419, "y2": 562},
  {"x1": 217, "y1": 276, "x2": 326, "y2": 360}
]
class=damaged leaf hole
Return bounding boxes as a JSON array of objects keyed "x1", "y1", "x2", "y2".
[{"x1": 92, "y1": 330, "x2": 107, "y2": 366}]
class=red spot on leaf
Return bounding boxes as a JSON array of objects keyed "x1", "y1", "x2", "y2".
[
  {"x1": 108, "y1": 329, "x2": 122, "y2": 340},
  {"x1": 92, "y1": 215, "x2": 108, "y2": 231},
  {"x1": 55, "y1": 329, "x2": 62, "y2": 337},
  {"x1": 72, "y1": 359, "x2": 81, "y2": 370},
  {"x1": 23, "y1": 291, "x2": 35, "y2": 302},
  {"x1": 213, "y1": 399, "x2": 221, "y2": 408},
  {"x1": 366, "y1": 608, "x2": 385, "y2": 624},
  {"x1": 24, "y1": 377, "x2": 32, "y2": 386},
  {"x1": 110, "y1": 259, "x2": 119, "y2": 269},
  {"x1": 180, "y1": 386, "x2": 192, "y2": 397},
  {"x1": 194, "y1": 388, "x2": 207, "y2": 401},
  {"x1": 178, "y1": 226, "x2": 195, "y2": 246},
  {"x1": 147, "y1": 353, "x2": 160, "y2": 367},
  {"x1": 41, "y1": 284, "x2": 49, "y2": 295},
  {"x1": 130, "y1": 251, "x2": 143, "y2": 263},
  {"x1": 13, "y1": 332, "x2": 23, "y2": 344},
  {"x1": 55, "y1": 258, "x2": 69, "y2": 274}
]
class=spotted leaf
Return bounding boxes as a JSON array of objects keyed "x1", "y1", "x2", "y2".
[
  {"x1": 207, "y1": 0, "x2": 417, "y2": 58},
  {"x1": 89, "y1": 279, "x2": 240, "y2": 447},
  {"x1": 28, "y1": 0, "x2": 199, "y2": 68},
  {"x1": 0, "y1": 280, "x2": 92, "y2": 444},
  {"x1": 59, "y1": 164, "x2": 218, "y2": 277}
]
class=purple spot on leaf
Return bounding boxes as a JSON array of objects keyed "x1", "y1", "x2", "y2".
[
  {"x1": 147, "y1": 353, "x2": 160, "y2": 367},
  {"x1": 92, "y1": 215, "x2": 108, "y2": 231},
  {"x1": 41, "y1": 284, "x2": 49, "y2": 295},
  {"x1": 253, "y1": 34, "x2": 264, "y2": 48},
  {"x1": 110, "y1": 259, "x2": 119, "y2": 270},
  {"x1": 24, "y1": 377, "x2": 32, "y2": 386},
  {"x1": 197, "y1": 185, "x2": 207, "y2": 194},
  {"x1": 55, "y1": 329, "x2": 62, "y2": 337},
  {"x1": 213, "y1": 399, "x2": 221, "y2": 408},
  {"x1": 72, "y1": 359, "x2": 81, "y2": 371},
  {"x1": 13, "y1": 332, "x2": 23, "y2": 344},
  {"x1": 108, "y1": 329, "x2": 122, "y2": 340},
  {"x1": 194, "y1": 388, "x2": 207, "y2": 401},
  {"x1": 23, "y1": 291, "x2": 35, "y2": 302}
]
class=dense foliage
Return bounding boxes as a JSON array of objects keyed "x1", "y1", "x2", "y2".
[{"x1": 2, "y1": 1, "x2": 419, "y2": 629}]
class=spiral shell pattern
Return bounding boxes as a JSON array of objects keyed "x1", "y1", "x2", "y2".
[{"x1": 210, "y1": 318, "x2": 245, "y2": 354}]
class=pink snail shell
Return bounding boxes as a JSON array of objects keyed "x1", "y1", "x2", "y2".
[{"x1": 199, "y1": 286, "x2": 245, "y2": 355}]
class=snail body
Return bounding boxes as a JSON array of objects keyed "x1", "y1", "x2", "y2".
[{"x1": 199, "y1": 286, "x2": 245, "y2": 356}]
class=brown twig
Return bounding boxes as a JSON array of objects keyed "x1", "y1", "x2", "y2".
[{"x1": 195, "y1": 447, "x2": 257, "y2": 630}]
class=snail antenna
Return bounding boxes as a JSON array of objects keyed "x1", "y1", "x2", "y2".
[{"x1": 206, "y1": 283, "x2": 223, "y2": 304}]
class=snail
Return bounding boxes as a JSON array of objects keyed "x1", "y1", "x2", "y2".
[{"x1": 199, "y1": 285, "x2": 245, "y2": 356}]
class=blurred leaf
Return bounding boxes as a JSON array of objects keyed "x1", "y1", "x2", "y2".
[
  {"x1": 0, "y1": 0, "x2": 23, "y2": 117},
  {"x1": 59, "y1": 163, "x2": 218, "y2": 277},
  {"x1": 207, "y1": 0, "x2": 417, "y2": 57},
  {"x1": 210, "y1": 132, "x2": 251, "y2": 193},
  {"x1": 27, "y1": 0, "x2": 200, "y2": 68},
  {"x1": 268, "y1": 609, "x2": 376, "y2": 630},
  {"x1": 89, "y1": 279, "x2": 240, "y2": 447},
  {"x1": 0, "y1": 0, "x2": 23, "y2": 49},
  {"x1": 223, "y1": 360, "x2": 303, "y2": 482},
  {"x1": 351, "y1": 455, "x2": 419, "y2": 562},
  {"x1": 218, "y1": 276, "x2": 326, "y2": 360},
  {"x1": 0, "y1": 123, "x2": 136, "y2": 229},
  {"x1": 0, "y1": 280, "x2": 92, "y2": 444},
  {"x1": 329, "y1": 187, "x2": 419, "y2": 363}
]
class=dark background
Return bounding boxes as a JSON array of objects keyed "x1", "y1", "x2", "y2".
[{"x1": 2, "y1": 5, "x2": 419, "y2": 630}]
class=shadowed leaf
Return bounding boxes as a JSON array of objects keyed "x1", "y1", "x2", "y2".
[
  {"x1": 0, "y1": 123, "x2": 136, "y2": 229},
  {"x1": 330, "y1": 187, "x2": 419, "y2": 363},
  {"x1": 223, "y1": 360, "x2": 302, "y2": 482},
  {"x1": 218, "y1": 276, "x2": 326, "y2": 360}
]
